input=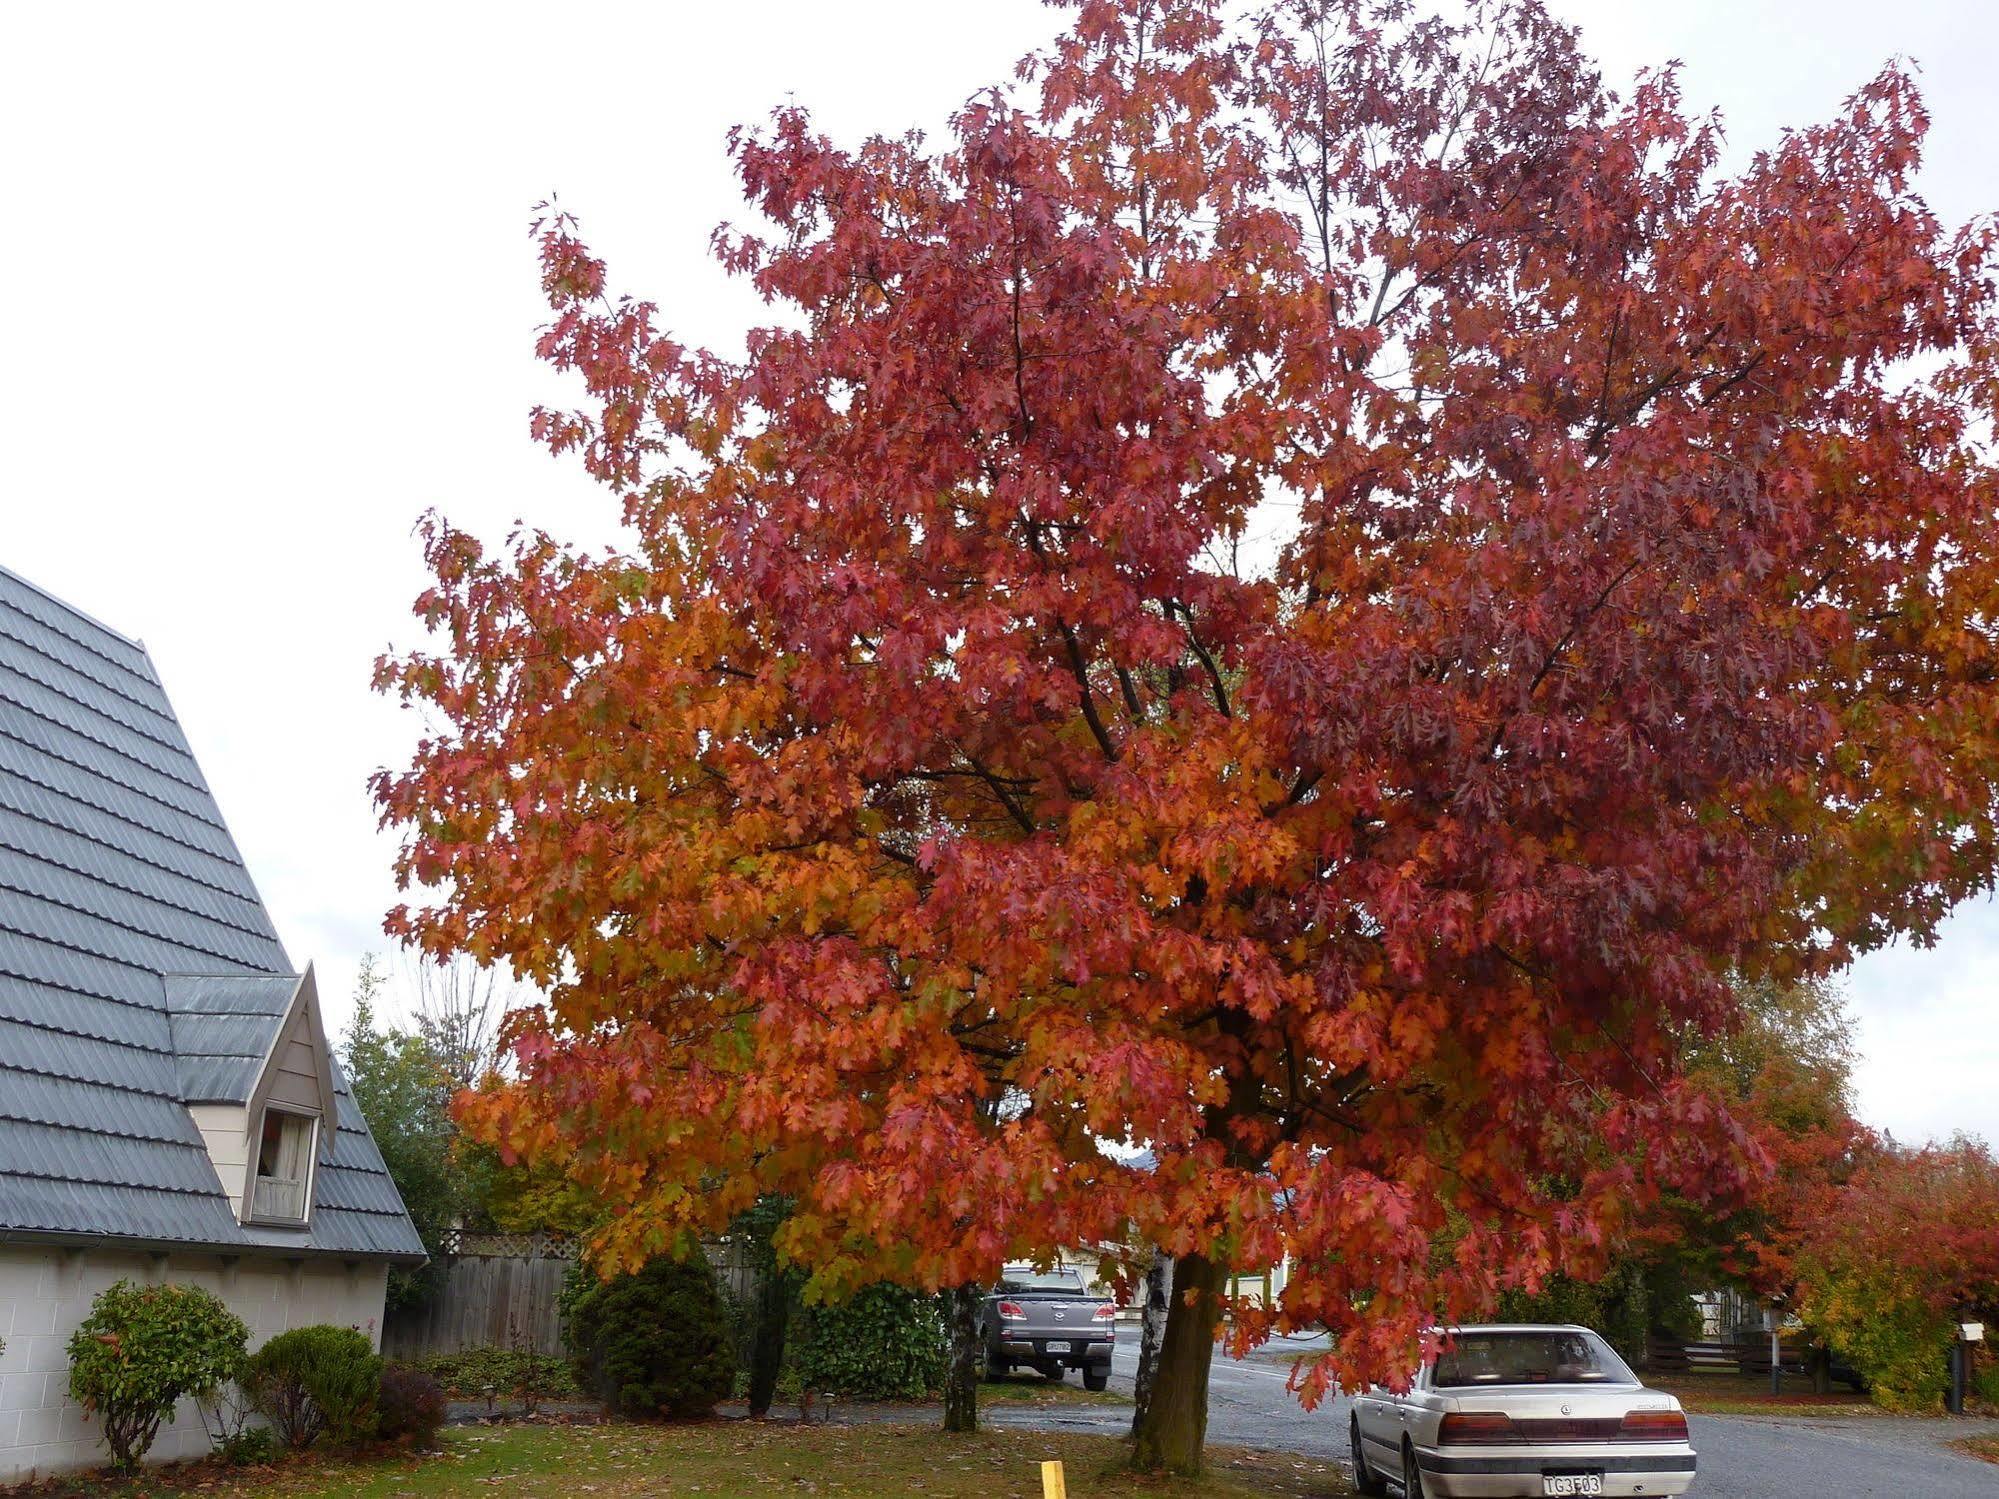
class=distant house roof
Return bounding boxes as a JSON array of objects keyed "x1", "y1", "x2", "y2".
[{"x1": 0, "y1": 564, "x2": 423, "y2": 1262}]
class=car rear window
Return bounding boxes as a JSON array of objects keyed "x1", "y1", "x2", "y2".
[
  {"x1": 1431, "y1": 1330, "x2": 1637, "y2": 1387},
  {"x1": 998, "y1": 1270, "x2": 1087, "y2": 1293}
]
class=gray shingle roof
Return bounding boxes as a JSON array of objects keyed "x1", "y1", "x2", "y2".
[{"x1": 0, "y1": 564, "x2": 423, "y2": 1262}]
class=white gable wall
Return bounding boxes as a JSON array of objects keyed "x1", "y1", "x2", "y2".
[
  {"x1": 0, "y1": 1246, "x2": 388, "y2": 1483},
  {"x1": 263, "y1": 1006, "x2": 325, "y2": 1114}
]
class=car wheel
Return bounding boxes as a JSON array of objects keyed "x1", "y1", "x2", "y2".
[
  {"x1": 984, "y1": 1346, "x2": 1007, "y2": 1381},
  {"x1": 1350, "y1": 1417, "x2": 1387, "y2": 1496},
  {"x1": 1401, "y1": 1441, "x2": 1426, "y2": 1498},
  {"x1": 1083, "y1": 1366, "x2": 1109, "y2": 1392}
]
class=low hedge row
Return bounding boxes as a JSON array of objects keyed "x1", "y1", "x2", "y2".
[{"x1": 62, "y1": 1278, "x2": 446, "y2": 1471}]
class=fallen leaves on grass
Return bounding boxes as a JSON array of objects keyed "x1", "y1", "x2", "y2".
[{"x1": 4, "y1": 1422, "x2": 1350, "y2": 1499}]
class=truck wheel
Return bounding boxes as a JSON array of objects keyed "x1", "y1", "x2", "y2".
[
  {"x1": 1041, "y1": 1363, "x2": 1066, "y2": 1383},
  {"x1": 1083, "y1": 1367, "x2": 1109, "y2": 1392},
  {"x1": 984, "y1": 1347, "x2": 1007, "y2": 1380}
]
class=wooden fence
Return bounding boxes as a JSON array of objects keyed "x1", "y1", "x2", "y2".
[
  {"x1": 1642, "y1": 1337, "x2": 1800, "y2": 1378},
  {"x1": 381, "y1": 1232, "x2": 758, "y2": 1362},
  {"x1": 382, "y1": 1237, "x2": 572, "y2": 1360}
]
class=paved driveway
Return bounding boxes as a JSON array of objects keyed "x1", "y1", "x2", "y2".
[{"x1": 983, "y1": 1334, "x2": 1999, "y2": 1497}]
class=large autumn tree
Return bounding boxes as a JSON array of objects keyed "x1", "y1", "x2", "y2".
[{"x1": 375, "y1": 0, "x2": 1999, "y2": 1472}]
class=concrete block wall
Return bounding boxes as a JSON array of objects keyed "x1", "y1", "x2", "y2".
[{"x1": 0, "y1": 1246, "x2": 388, "y2": 1483}]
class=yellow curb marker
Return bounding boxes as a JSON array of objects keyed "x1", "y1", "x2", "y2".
[{"x1": 1040, "y1": 1458, "x2": 1068, "y2": 1498}]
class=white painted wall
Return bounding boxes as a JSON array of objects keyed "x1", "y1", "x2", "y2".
[
  {"x1": 0, "y1": 1246, "x2": 389, "y2": 1483},
  {"x1": 188, "y1": 1104, "x2": 250, "y2": 1217}
]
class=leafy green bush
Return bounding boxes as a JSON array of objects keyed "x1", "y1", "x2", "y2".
[
  {"x1": 416, "y1": 1344, "x2": 580, "y2": 1399},
  {"x1": 1801, "y1": 1265, "x2": 1950, "y2": 1411},
  {"x1": 377, "y1": 1365, "x2": 448, "y2": 1445},
  {"x1": 567, "y1": 1256, "x2": 735, "y2": 1419},
  {"x1": 66, "y1": 1280, "x2": 249, "y2": 1469},
  {"x1": 1495, "y1": 1260, "x2": 1653, "y2": 1364},
  {"x1": 213, "y1": 1423, "x2": 275, "y2": 1464},
  {"x1": 245, "y1": 1325, "x2": 383, "y2": 1448},
  {"x1": 1973, "y1": 1353, "x2": 1999, "y2": 1411},
  {"x1": 791, "y1": 1284, "x2": 948, "y2": 1400}
]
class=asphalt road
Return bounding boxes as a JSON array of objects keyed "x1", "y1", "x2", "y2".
[{"x1": 984, "y1": 1335, "x2": 1999, "y2": 1497}]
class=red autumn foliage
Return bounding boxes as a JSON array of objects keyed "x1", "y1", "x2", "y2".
[
  {"x1": 373, "y1": 0, "x2": 1999, "y2": 1412},
  {"x1": 1797, "y1": 1138, "x2": 1999, "y2": 1325},
  {"x1": 1787, "y1": 1137, "x2": 1999, "y2": 1406}
]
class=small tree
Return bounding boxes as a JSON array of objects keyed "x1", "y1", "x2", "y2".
[
  {"x1": 67, "y1": 1281, "x2": 248, "y2": 1469},
  {"x1": 343, "y1": 958, "x2": 463, "y2": 1310},
  {"x1": 568, "y1": 1256, "x2": 735, "y2": 1419},
  {"x1": 408, "y1": 952, "x2": 516, "y2": 1092},
  {"x1": 730, "y1": 1196, "x2": 803, "y2": 1418}
]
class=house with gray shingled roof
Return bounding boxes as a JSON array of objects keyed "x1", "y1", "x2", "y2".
[{"x1": 0, "y1": 563, "x2": 422, "y2": 1480}]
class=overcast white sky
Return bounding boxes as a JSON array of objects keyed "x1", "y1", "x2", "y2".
[{"x1": 2, "y1": 1, "x2": 1992, "y2": 1145}]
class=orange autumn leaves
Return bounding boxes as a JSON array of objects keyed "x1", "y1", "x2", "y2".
[{"x1": 373, "y1": 0, "x2": 1999, "y2": 1392}]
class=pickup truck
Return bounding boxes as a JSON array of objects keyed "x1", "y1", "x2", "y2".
[{"x1": 978, "y1": 1265, "x2": 1116, "y2": 1390}]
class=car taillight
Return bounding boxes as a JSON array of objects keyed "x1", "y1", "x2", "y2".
[
  {"x1": 997, "y1": 1301, "x2": 1026, "y2": 1322},
  {"x1": 1437, "y1": 1412, "x2": 1515, "y2": 1445},
  {"x1": 1093, "y1": 1304, "x2": 1116, "y2": 1321},
  {"x1": 1618, "y1": 1409, "x2": 1689, "y2": 1442}
]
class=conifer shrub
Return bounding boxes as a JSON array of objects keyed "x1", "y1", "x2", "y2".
[{"x1": 567, "y1": 1255, "x2": 735, "y2": 1418}]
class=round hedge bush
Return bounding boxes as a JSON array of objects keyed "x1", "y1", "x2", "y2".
[
  {"x1": 66, "y1": 1280, "x2": 249, "y2": 1469},
  {"x1": 567, "y1": 1255, "x2": 735, "y2": 1419},
  {"x1": 376, "y1": 1364, "x2": 448, "y2": 1445},
  {"x1": 244, "y1": 1324, "x2": 383, "y2": 1448}
]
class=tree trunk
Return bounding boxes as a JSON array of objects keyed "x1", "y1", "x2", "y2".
[
  {"x1": 747, "y1": 1261, "x2": 793, "y2": 1417},
  {"x1": 1810, "y1": 1343, "x2": 1832, "y2": 1397},
  {"x1": 943, "y1": 1280, "x2": 982, "y2": 1432},
  {"x1": 1129, "y1": 1249, "x2": 1173, "y2": 1439},
  {"x1": 1130, "y1": 1250, "x2": 1227, "y2": 1476}
]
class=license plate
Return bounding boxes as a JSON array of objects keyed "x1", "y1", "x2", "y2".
[
  {"x1": 1542, "y1": 1476, "x2": 1603, "y2": 1497},
  {"x1": 1045, "y1": 1341, "x2": 1071, "y2": 1354}
]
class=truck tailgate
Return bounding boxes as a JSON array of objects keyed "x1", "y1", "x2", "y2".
[{"x1": 1013, "y1": 1298, "x2": 1107, "y2": 1337}]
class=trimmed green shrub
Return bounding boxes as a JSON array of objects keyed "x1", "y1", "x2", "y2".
[
  {"x1": 245, "y1": 1324, "x2": 383, "y2": 1448},
  {"x1": 376, "y1": 1365, "x2": 448, "y2": 1445},
  {"x1": 567, "y1": 1256, "x2": 735, "y2": 1419},
  {"x1": 791, "y1": 1284, "x2": 948, "y2": 1400},
  {"x1": 66, "y1": 1280, "x2": 249, "y2": 1469}
]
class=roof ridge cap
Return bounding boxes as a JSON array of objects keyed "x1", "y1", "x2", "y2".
[{"x1": 0, "y1": 562, "x2": 149, "y2": 653}]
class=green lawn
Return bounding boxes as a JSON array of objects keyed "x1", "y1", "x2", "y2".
[
  {"x1": 43, "y1": 1422, "x2": 1351, "y2": 1498},
  {"x1": 1648, "y1": 1374, "x2": 1876, "y2": 1418}
]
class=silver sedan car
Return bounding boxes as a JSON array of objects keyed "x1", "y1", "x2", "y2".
[{"x1": 1350, "y1": 1324, "x2": 1697, "y2": 1497}]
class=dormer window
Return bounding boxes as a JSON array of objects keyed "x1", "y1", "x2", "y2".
[{"x1": 250, "y1": 1107, "x2": 318, "y2": 1224}]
